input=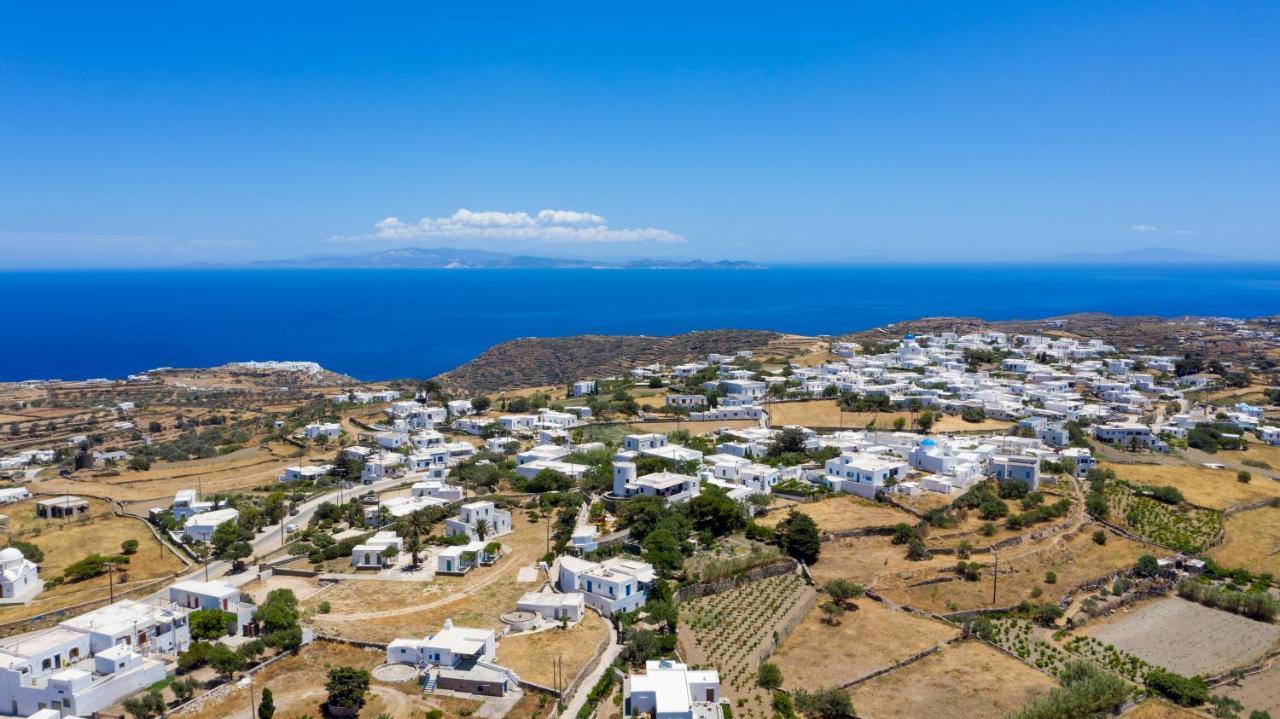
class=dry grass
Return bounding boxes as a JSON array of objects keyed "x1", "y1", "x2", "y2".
[
  {"x1": 1103, "y1": 461, "x2": 1280, "y2": 510},
  {"x1": 764, "y1": 400, "x2": 1012, "y2": 432},
  {"x1": 498, "y1": 612, "x2": 609, "y2": 687},
  {"x1": 1219, "y1": 662, "x2": 1280, "y2": 718},
  {"x1": 808, "y1": 534, "x2": 957, "y2": 590},
  {"x1": 756, "y1": 496, "x2": 913, "y2": 533},
  {"x1": 170, "y1": 640, "x2": 485, "y2": 719},
  {"x1": 0, "y1": 500, "x2": 185, "y2": 624},
  {"x1": 1208, "y1": 505, "x2": 1280, "y2": 576},
  {"x1": 306, "y1": 512, "x2": 549, "y2": 642},
  {"x1": 770, "y1": 599, "x2": 960, "y2": 688},
  {"x1": 876, "y1": 524, "x2": 1150, "y2": 614},
  {"x1": 847, "y1": 640, "x2": 1056, "y2": 719}
]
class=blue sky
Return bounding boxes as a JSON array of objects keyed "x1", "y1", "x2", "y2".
[{"x1": 1, "y1": 2, "x2": 1277, "y2": 267}]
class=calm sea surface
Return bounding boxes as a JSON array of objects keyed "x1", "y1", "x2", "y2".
[{"x1": 2, "y1": 265, "x2": 1278, "y2": 382}]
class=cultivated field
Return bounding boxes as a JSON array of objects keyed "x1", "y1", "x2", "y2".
[
  {"x1": 757, "y1": 496, "x2": 912, "y2": 534},
  {"x1": 1082, "y1": 596, "x2": 1280, "y2": 677},
  {"x1": 497, "y1": 612, "x2": 609, "y2": 687},
  {"x1": 763, "y1": 400, "x2": 1012, "y2": 432},
  {"x1": 677, "y1": 572, "x2": 815, "y2": 719},
  {"x1": 0, "y1": 498, "x2": 186, "y2": 624},
  {"x1": 846, "y1": 640, "x2": 1056, "y2": 719},
  {"x1": 1208, "y1": 505, "x2": 1280, "y2": 576},
  {"x1": 770, "y1": 598, "x2": 959, "y2": 688},
  {"x1": 1103, "y1": 462, "x2": 1280, "y2": 510}
]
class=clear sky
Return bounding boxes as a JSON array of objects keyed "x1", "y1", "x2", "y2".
[{"x1": 1, "y1": 2, "x2": 1277, "y2": 267}]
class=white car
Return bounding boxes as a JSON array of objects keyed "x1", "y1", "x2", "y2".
[{"x1": 284, "y1": 523, "x2": 299, "y2": 533}]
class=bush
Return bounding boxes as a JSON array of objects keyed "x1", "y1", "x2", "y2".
[
  {"x1": 1092, "y1": 529, "x2": 1107, "y2": 545},
  {"x1": 1009, "y1": 661, "x2": 1128, "y2": 719},
  {"x1": 757, "y1": 662, "x2": 783, "y2": 690},
  {"x1": 325, "y1": 666, "x2": 371, "y2": 709},
  {"x1": 1145, "y1": 668, "x2": 1208, "y2": 707},
  {"x1": 121, "y1": 539, "x2": 140, "y2": 555}
]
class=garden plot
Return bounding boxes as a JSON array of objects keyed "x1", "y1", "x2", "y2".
[
  {"x1": 1105, "y1": 483, "x2": 1222, "y2": 552},
  {"x1": 677, "y1": 572, "x2": 815, "y2": 719},
  {"x1": 770, "y1": 598, "x2": 959, "y2": 688},
  {"x1": 1082, "y1": 596, "x2": 1280, "y2": 677},
  {"x1": 1208, "y1": 505, "x2": 1280, "y2": 576},
  {"x1": 846, "y1": 640, "x2": 1056, "y2": 719},
  {"x1": 756, "y1": 496, "x2": 911, "y2": 534},
  {"x1": 983, "y1": 618, "x2": 1154, "y2": 683},
  {"x1": 1103, "y1": 463, "x2": 1280, "y2": 510}
]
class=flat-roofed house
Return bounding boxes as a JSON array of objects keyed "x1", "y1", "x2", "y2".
[{"x1": 624, "y1": 660, "x2": 721, "y2": 719}]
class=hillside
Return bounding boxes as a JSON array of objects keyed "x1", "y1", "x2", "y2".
[{"x1": 434, "y1": 329, "x2": 785, "y2": 393}]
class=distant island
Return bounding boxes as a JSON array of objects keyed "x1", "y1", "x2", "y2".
[{"x1": 223, "y1": 246, "x2": 766, "y2": 270}]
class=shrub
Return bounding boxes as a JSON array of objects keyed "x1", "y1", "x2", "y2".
[
  {"x1": 1044, "y1": 571, "x2": 1057, "y2": 584},
  {"x1": 1009, "y1": 661, "x2": 1128, "y2": 719},
  {"x1": 757, "y1": 662, "x2": 783, "y2": 690},
  {"x1": 325, "y1": 666, "x2": 371, "y2": 709},
  {"x1": 1145, "y1": 668, "x2": 1208, "y2": 707},
  {"x1": 1092, "y1": 529, "x2": 1107, "y2": 545}
]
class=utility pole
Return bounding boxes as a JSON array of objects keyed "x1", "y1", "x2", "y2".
[
  {"x1": 249, "y1": 673, "x2": 255, "y2": 719},
  {"x1": 991, "y1": 551, "x2": 998, "y2": 605},
  {"x1": 106, "y1": 561, "x2": 115, "y2": 604}
]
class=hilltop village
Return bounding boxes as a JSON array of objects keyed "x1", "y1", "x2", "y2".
[{"x1": 0, "y1": 315, "x2": 1279, "y2": 719}]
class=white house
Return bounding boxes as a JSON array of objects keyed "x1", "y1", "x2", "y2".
[
  {"x1": 665, "y1": 395, "x2": 708, "y2": 408},
  {"x1": 436, "y1": 541, "x2": 499, "y2": 575},
  {"x1": 1058, "y1": 447, "x2": 1096, "y2": 477},
  {"x1": 989, "y1": 454, "x2": 1041, "y2": 491},
  {"x1": 1258, "y1": 426, "x2": 1280, "y2": 446},
  {"x1": 0, "y1": 599, "x2": 190, "y2": 717},
  {"x1": 170, "y1": 489, "x2": 213, "y2": 520},
  {"x1": 303, "y1": 422, "x2": 342, "y2": 440},
  {"x1": 447, "y1": 400, "x2": 474, "y2": 417},
  {"x1": 572, "y1": 381, "x2": 597, "y2": 397},
  {"x1": 168, "y1": 580, "x2": 255, "y2": 636},
  {"x1": 351, "y1": 531, "x2": 403, "y2": 569},
  {"x1": 277, "y1": 464, "x2": 332, "y2": 483},
  {"x1": 612, "y1": 462, "x2": 701, "y2": 504},
  {"x1": 1095, "y1": 422, "x2": 1168, "y2": 451},
  {"x1": 0, "y1": 488, "x2": 32, "y2": 505},
  {"x1": 387, "y1": 619, "x2": 496, "y2": 668},
  {"x1": 823, "y1": 453, "x2": 909, "y2": 499},
  {"x1": 445, "y1": 501, "x2": 512, "y2": 541},
  {"x1": 624, "y1": 660, "x2": 721, "y2": 719},
  {"x1": 413, "y1": 480, "x2": 464, "y2": 502},
  {"x1": 0, "y1": 547, "x2": 41, "y2": 604},
  {"x1": 517, "y1": 591, "x2": 585, "y2": 623},
  {"x1": 499, "y1": 415, "x2": 538, "y2": 432},
  {"x1": 182, "y1": 507, "x2": 239, "y2": 543},
  {"x1": 558, "y1": 556, "x2": 655, "y2": 616}
]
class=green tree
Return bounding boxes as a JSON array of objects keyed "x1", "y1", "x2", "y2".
[
  {"x1": 120, "y1": 538, "x2": 140, "y2": 555},
  {"x1": 123, "y1": 688, "x2": 166, "y2": 719},
  {"x1": 258, "y1": 687, "x2": 276, "y2": 719},
  {"x1": 823, "y1": 579, "x2": 865, "y2": 607},
  {"x1": 189, "y1": 608, "x2": 236, "y2": 641},
  {"x1": 208, "y1": 643, "x2": 247, "y2": 681},
  {"x1": 688, "y1": 487, "x2": 746, "y2": 537},
  {"x1": 326, "y1": 666, "x2": 372, "y2": 710},
  {"x1": 1136, "y1": 554, "x2": 1161, "y2": 577},
  {"x1": 776, "y1": 510, "x2": 821, "y2": 564}
]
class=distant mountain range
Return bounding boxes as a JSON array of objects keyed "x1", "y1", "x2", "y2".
[
  {"x1": 1038, "y1": 247, "x2": 1247, "y2": 264},
  {"x1": 235, "y1": 247, "x2": 765, "y2": 270}
]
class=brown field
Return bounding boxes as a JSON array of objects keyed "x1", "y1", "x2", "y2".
[
  {"x1": 759, "y1": 496, "x2": 913, "y2": 533},
  {"x1": 807, "y1": 534, "x2": 957, "y2": 591},
  {"x1": 1219, "y1": 663, "x2": 1280, "y2": 718},
  {"x1": 764, "y1": 400, "x2": 1012, "y2": 432},
  {"x1": 498, "y1": 612, "x2": 609, "y2": 687},
  {"x1": 0, "y1": 500, "x2": 185, "y2": 623},
  {"x1": 1082, "y1": 596, "x2": 1280, "y2": 677},
  {"x1": 1103, "y1": 462, "x2": 1280, "y2": 510},
  {"x1": 847, "y1": 640, "x2": 1056, "y2": 719},
  {"x1": 877, "y1": 525, "x2": 1150, "y2": 614},
  {"x1": 1208, "y1": 505, "x2": 1280, "y2": 576},
  {"x1": 770, "y1": 599, "x2": 960, "y2": 688},
  {"x1": 1122, "y1": 699, "x2": 1207, "y2": 719},
  {"x1": 169, "y1": 640, "x2": 487, "y2": 719}
]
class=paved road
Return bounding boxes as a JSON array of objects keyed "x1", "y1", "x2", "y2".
[{"x1": 149, "y1": 475, "x2": 406, "y2": 596}]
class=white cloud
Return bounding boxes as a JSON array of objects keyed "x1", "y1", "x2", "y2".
[
  {"x1": 337, "y1": 208, "x2": 683, "y2": 244},
  {"x1": 1130, "y1": 223, "x2": 1196, "y2": 235}
]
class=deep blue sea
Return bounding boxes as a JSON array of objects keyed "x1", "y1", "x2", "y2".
[{"x1": 2, "y1": 265, "x2": 1279, "y2": 382}]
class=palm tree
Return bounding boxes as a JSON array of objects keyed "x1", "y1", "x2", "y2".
[
  {"x1": 404, "y1": 509, "x2": 430, "y2": 567},
  {"x1": 375, "y1": 505, "x2": 392, "y2": 528},
  {"x1": 472, "y1": 518, "x2": 493, "y2": 542}
]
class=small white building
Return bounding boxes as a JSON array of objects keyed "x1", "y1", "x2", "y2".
[
  {"x1": 558, "y1": 556, "x2": 655, "y2": 616},
  {"x1": 1258, "y1": 426, "x2": 1280, "y2": 446},
  {"x1": 823, "y1": 453, "x2": 909, "y2": 499},
  {"x1": 445, "y1": 501, "x2": 512, "y2": 541},
  {"x1": 436, "y1": 541, "x2": 498, "y2": 575},
  {"x1": 517, "y1": 591, "x2": 585, "y2": 623},
  {"x1": 387, "y1": 619, "x2": 496, "y2": 668},
  {"x1": 612, "y1": 462, "x2": 701, "y2": 504},
  {"x1": 170, "y1": 489, "x2": 213, "y2": 520},
  {"x1": 303, "y1": 422, "x2": 342, "y2": 440},
  {"x1": 351, "y1": 531, "x2": 403, "y2": 569},
  {"x1": 277, "y1": 464, "x2": 332, "y2": 483},
  {"x1": 168, "y1": 580, "x2": 255, "y2": 635},
  {"x1": 182, "y1": 507, "x2": 239, "y2": 543},
  {"x1": 0, "y1": 547, "x2": 41, "y2": 604},
  {"x1": 624, "y1": 660, "x2": 721, "y2": 719},
  {"x1": 572, "y1": 380, "x2": 597, "y2": 397}
]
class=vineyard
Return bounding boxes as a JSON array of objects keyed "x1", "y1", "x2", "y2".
[
  {"x1": 680, "y1": 572, "x2": 814, "y2": 719},
  {"x1": 1106, "y1": 484, "x2": 1222, "y2": 552},
  {"x1": 983, "y1": 618, "x2": 1154, "y2": 683}
]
